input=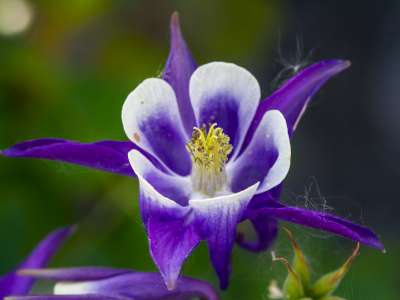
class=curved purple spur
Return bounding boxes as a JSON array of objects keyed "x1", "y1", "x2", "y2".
[
  {"x1": 0, "y1": 226, "x2": 74, "y2": 298},
  {"x1": 6, "y1": 266, "x2": 219, "y2": 300},
  {"x1": 1, "y1": 12, "x2": 384, "y2": 290}
]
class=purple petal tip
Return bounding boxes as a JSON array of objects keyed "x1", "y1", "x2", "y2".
[
  {"x1": 171, "y1": 11, "x2": 180, "y2": 26},
  {"x1": 372, "y1": 238, "x2": 385, "y2": 252},
  {"x1": 336, "y1": 59, "x2": 351, "y2": 71},
  {"x1": 318, "y1": 59, "x2": 351, "y2": 73},
  {"x1": 166, "y1": 279, "x2": 176, "y2": 291},
  {"x1": 333, "y1": 59, "x2": 351, "y2": 71},
  {"x1": 58, "y1": 225, "x2": 78, "y2": 242},
  {"x1": 170, "y1": 11, "x2": 183, "y2": 43}
]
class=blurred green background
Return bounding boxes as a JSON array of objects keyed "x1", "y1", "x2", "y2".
[{"x1": 0, "y1": 0, "x2": 399, "y2": 299}]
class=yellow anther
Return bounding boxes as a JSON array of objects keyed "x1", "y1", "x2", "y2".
[
  {"x1": 186, "y1": 123, "x2": 232, "y2": 173},
  {"x1": 186, "y1": 123, "x2": 232, "y2": 196}
]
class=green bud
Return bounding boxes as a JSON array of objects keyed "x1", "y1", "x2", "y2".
[
  {"x1": 310, "y1": 243, "x2": 360, "y2": 298},
  {"x1": 268, "y1": 230, "x2": 359, "y2": 300},
  {"x1": 284, "y1": 228, "x2": 310, "y2": 287},
  {"x1": 272, "y1": 228, "x2": 309, "y2": 299},
  {"x1": 278, "y1": 255, "x2": 304, "y2": 299}
]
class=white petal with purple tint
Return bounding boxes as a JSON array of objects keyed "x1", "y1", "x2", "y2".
[
  {"x1": 128, "y1": 150, "x2": 191, "y2": 208},
  {"x1": 227, "y1": 110, "x2": 290, "y2": 194},
  {"x1": 122, "y1": 78, "x2": 191, "y2": 176},
  {"x1": 189, "y1": 62, "x2": 260, "y2": 159}
]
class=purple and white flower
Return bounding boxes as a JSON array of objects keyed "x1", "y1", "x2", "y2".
[
  {"x1": 8, "y1": 267, "x2": 218, "y2": 300},
  {"x1": 0, "y1": 227, "x2": 74, "y2": 298},
  {"x1": 1, "y1": 13, "x2": 383, "y2": 290}
]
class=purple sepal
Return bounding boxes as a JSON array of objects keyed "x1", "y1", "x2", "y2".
[
  {"x1": 138, "y1": 179, "x2": 200, "y2": 291},
  {"x1": 249, "y1": 204, "x2": 384, "y2": 251},
  {"x1": 242, "y1": 60, "x2": 351, "y2": 152},
  {"x1": 194, "y1": 208, "x2": 244, "y2": 290},
  {"x1": 162, "y1": 12, "x2": 197, "y2": 136},
  {"x1": 147, "y1": 216, "x2": 200, "y2": 290},
  {"x1": 190, "y1": 184, "x2": 258, "y2": 290},
  {"x1": 0, "y1": 226, "x2": 74, "y2": 298},
  {"x1": 1, "y1": 138, "x2": 143, "y2": 177},
  {"x1": 17, "y1": 267, "x2": 219, "y2": 300}
]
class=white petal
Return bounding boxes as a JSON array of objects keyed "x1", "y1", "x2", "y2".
[
  {"x1": 54, "y1": 281, "x2": 93, "y2": 294},
  {"x1": 128, "y1": 150, "x2": 192, "y2": 208},
  {"x1": 189, "y1": 182, "x2": 259, "y2": 217},
  {"x1": 227, "y1": 110, "x2": 291, "y2": 194},
  {"x1": 122, "y1": 78, "x2": 191, "y2": 175},
  {"x1": 189, "y1": 62, "x2": 260, "y2": 159}
]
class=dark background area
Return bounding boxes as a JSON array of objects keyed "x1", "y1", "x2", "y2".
[{"x1": 0, "y1": 0, "x2": 398, "y2": 298}]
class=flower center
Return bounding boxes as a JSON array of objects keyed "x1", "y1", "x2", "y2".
[{"x1": 186, "y1": 123, "x2": 232, "y2": 196}]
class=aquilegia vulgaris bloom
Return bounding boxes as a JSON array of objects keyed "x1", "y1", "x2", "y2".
[
  {"x1": 9, "y1": 267, "x2": 218, "y2": 300},
  {"x1": 0, "y1": 226, "x2": 73, "y2": 298},
  {"x1": 1, "y1": 13, "x2": 383, "y2": 290}
]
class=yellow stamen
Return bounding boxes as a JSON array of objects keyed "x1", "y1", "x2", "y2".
[{"x1": 186, "y1": 123, "x2": 232, "y2": 196}]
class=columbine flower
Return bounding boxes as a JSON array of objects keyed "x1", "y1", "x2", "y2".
[
  {"x1": 269, "y1": 228, "x2": 360, "y2": 300},
  {"x1": 1, "y1": 13, "x2": 383, "y2": 289},
  {"x1": 7, "y1": 267, "x2": 218, "y2": 300},
  {"x1": 0, "y1": 226, "x2": 74, "y2": 298}
]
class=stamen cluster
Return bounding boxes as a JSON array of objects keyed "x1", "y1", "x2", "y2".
[
  {"x1": 186, "y1": 123, "x2": 232, "y2": 196},
  {"x1": 186, "y1": 123, "x2": 232, "y2": 172}
]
